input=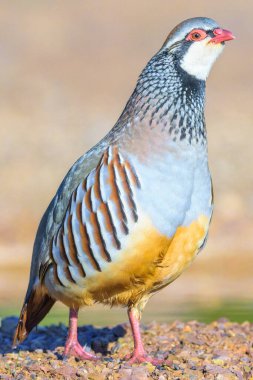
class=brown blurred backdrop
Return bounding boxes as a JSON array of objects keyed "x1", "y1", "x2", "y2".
[{"x1": 0, "y1": 1, "x2": 252, "y2": 322}]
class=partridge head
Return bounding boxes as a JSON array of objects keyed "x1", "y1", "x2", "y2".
[
  {"x1": 14, "y1": 17, "x2": 234, "y2": 365},
  {"x1": 163, "y1": 17, "x2": 234, "y2": 80}
]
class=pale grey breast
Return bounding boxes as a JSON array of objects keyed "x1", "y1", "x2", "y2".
[
  {"x1": 183, "y1": 149, "x2": 213, "y2": 227},
  {"x1": 124, "y1": 135, "x2": 211, "y2": 238}
]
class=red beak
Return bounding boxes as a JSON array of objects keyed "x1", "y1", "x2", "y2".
[{"x1": 209, "y1": 28, "x2": 235, "y2": 44}]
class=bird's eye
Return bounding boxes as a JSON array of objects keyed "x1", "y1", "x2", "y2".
[
  {"x1": 186, "y1": 29, "x2": 207, "y2": 42},
  {"x1": 192, "y1": 32, "x2": 201, "y2": 40}
]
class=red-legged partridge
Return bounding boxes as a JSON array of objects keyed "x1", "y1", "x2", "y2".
[{"x1": 14, "y1": 17, "x2": 234, "y2": 364}]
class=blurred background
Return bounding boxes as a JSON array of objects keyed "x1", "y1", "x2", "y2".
[{"x1": 0, "y1": 1, "x2": 252, "y2": 326}]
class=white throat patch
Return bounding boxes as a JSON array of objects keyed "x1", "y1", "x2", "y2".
[{"x1": 180, "y1": 39, "x2": 224, "y2": 80}]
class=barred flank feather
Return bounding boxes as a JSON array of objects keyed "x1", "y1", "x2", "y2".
[{"x1": 50, "y1": 146, "x2": 141, "y2": 288}]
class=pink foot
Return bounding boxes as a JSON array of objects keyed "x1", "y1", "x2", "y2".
[
  {"x1": 126, "y1": 351, "x2": 171, "y2": 366},
  {"x1": 126, "y1": 308, "x2": 172, "y2": 366},
  {"x1": 64, "y1": 340, "x2": 98, "y2": 360},
  {"x1": 64, "y1": 308, "x2": 98, "y2": 361}
]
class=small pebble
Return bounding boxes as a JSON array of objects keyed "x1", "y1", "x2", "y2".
[{"x1": 0, "y1": 317, "x2": 252, "y2": 379}]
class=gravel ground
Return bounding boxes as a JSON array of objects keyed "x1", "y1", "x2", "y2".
[{"x1": 0, "y1": 316, "x2": 252, "y2": 379}]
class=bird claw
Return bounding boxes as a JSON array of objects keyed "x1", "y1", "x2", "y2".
[{"x1": 64, "y1": 340, "x2": 98, "y2": 361}]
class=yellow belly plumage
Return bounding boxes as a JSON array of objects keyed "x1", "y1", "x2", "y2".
[{"x1": 63, "y1": 214, "x2": 209, "y2": 309}]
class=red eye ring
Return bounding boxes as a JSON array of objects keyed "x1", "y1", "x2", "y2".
[{"x1": 186, "y1": 29, "x2": 207, "y2": 42}]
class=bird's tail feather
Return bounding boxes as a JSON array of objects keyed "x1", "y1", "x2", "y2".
[{"x1": 13, "y1": 286, "x2": 55, "y2": 347}]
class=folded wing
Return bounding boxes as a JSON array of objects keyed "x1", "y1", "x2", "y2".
[{"x1": 48, "y1": 146, "x2": 141, "y2": 288}]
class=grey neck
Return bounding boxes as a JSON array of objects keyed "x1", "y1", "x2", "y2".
[
  {"x1": 117, "y1": 49, "x2": 207, "y2": 147},
  {"x1": 138, "y1": 49, "x2": 207, "y2": 144}
]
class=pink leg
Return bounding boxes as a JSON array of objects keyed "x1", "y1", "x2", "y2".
[
  {"x1": 126, "y1": 308, "x2": 169, "y2": 365},
  {"x1": 64, "y1": 308, "x2": 97, "y2": 360}
]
